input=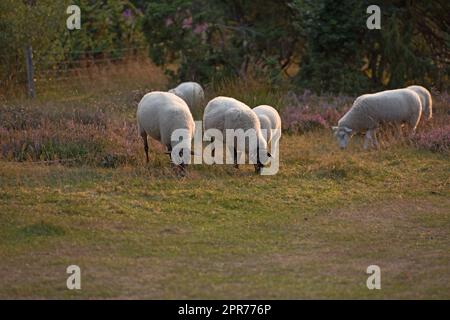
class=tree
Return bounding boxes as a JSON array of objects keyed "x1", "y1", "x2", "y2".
[
  {"x1": 141, "y1": 0, "x2": 300, "y2": 84},
  {"x1": 0, "y1": 0, "x2": 146, "y2": 95},
  {"x1": 291, "y1": 0, "x2": 449, "y2": 94},
  {"x1": 59, "y1": 0, "x2": 146, "y2": 61},
  {"x1": 363, "y1": 0, "x2": 449, "y2": 90},
  {"x1": 291, "y1": 0, "x2": 370, "y2": 94},
  {"x1": 0, "y1": 0, "x2": 66, "y2": 89}
]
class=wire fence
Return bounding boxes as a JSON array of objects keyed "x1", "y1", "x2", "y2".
[{"x1": 1, "y1": 46, "x2": 154, "y2": 99}]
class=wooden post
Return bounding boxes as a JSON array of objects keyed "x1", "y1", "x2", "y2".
[
  {"x1": 23, "y1": 0, "x2": 36, "y2": 98},
  {"x1": 24, "y1": 45, "x2": 36, "y2": 98}
]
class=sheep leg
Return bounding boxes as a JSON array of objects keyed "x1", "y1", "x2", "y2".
[
  {"x1": 233, "y1": 147, "x2": 239, "y2": 169},
  {"x1": 167, "y1": 144, "x2": 187, "y2": 175},
  {"x1": 211, "y1": 136, "x2": 215, "y2": 158},
  {"x1": 141, "y1": 132, "x2": 149, "y2": 163},
  {"x1": 408, "y1": 117, "x2": 419, "y2": 139},
  {"x1": 407, "y1": 126, "x2": 417, "y2": 141},
  {"x1": 372, "y1": 129, "x2": 380, "y2": 148},
  {"x1": 166, "y1": 145, "x2": 173, "y2": 162},
  {"x1": 363, "y1": 130, "x2": 373, "y2": 150},
  {"x1": 396, "y1": 124, "x2": 404, "y2": 139},
  {"x1": 178, "y1": 149, "x2": 187, "y2": 176}
]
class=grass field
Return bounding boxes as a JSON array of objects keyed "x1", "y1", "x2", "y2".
[
  {"x1": 1, "y1": 134, "x2": 449, "y2": 299},
  {"x1": 0, "y1": 74, "x2": 449, "y2": 299}
]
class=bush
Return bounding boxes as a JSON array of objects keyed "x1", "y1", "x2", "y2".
[
  {"x1": 0, "y1": 105, "x2": 142, "y2": 166},
  {"x1": 281, "y1": 90, "x2": 352, "y2": 133},
  {"x1": 415, "y1": 125, "x2": 450, "y2": 154},
  {"x1": 0, "y1": 122, "x2": 106, "y2": 164},
  {"x1": 281, "y1": 106, "x2": 328, "y2": 134}
]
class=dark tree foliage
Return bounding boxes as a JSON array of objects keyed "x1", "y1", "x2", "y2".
[
  {"x1": 142, "y1": 0, "x2": 448, "y2": 93},
  {"x1": 141, "y1": 0, "x2": 299, "y2": 84},
  {"x1": 292, "y1": 0, "x2": 449, "y2": 94},
  {"x1": 1, "y1": 0, "x2": 448, "y2": 94},
  {"x1": 363, "y1": 1, "x2": 449, "y2": 91},
  {"x1": 291, "y1": 0, "x2": 370, "y2": 94}
]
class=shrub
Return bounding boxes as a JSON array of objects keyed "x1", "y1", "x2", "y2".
[
  {"x1": 0, "y1": 121, "x2": 106, "y2": 164},
  {"x1": 415, "y1": 125, "x2": 450, "y2": 154},
  {"x1": 283, "y1": 90, "x2": 351, "y2": 125},
  {"x1": 0, "y1": 105, "x2": 142, "y2": 166},
  {"x1": 280, "y1": 91, "x2": 353, "y2": 134},
  {"x1": 281, "y1": 106, "x2": 328, "y2": 134}
]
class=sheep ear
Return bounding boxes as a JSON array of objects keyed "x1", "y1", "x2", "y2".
[
  {"x1": 332, "y1": 126, "x2": 339, "y2": 132},
  {"x1": 344, "y1": 127, "x2": 352, "y2": 133}
]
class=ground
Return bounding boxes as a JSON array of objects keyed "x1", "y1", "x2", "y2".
[{"x1": 1, "y1": 133, "x2": 449, "y2": 299}]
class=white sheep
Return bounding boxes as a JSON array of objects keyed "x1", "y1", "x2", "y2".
[
  {"x1": 333, "y1": 88, "x2": 422, "y2": 149},
  {"x1": 203, "y1": 96, "x2": 271, "y2": 173},
  {"x1": 407, "y1": 85, "x2": 433, "y2": 120},
  {"x1": 252, "y1": 105, "x2": 282, "y2": 145},
  {"x1": 137, "y1": 91, "x2": 195, "y2": 171},
  {"x1": 168, "y1": 82, "x2": 205, "y2": 112}
]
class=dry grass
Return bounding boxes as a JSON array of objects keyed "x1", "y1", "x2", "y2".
[{"x1": 1, "y1": 56, "x2": 168, "y2": 102}]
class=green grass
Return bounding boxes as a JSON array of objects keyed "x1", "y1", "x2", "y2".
[{"x1": 1, "y1": 132, "x2": 449, "y2": 299}]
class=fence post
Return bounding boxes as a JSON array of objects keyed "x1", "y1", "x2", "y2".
[{"x1": 24, "y1": 45, "x2": 36, "y2": 98}]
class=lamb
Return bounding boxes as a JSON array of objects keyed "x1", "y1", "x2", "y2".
[
  {"x1": 332, "y1": 88, "x2": 422, "y2": 149},
  {"x1": 407, "y1": 85, "x2": 433, "y2": 120},
  {"x1": 252, "y1": 105, "x2": 282, "y2": 145},
  {"x1": 203, "y1": 96, "x2": 271, "y2": 173},
  {"x1": 168, "y1": 82, "x2": 205, "y2": 112},
  {"x1": 136, "y1": 91, "x2": 195, "y2": 171}
]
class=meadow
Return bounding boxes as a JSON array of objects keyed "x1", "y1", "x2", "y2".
[{"x1": 0, "y1": 61, "x2": 449, "y2": 299}]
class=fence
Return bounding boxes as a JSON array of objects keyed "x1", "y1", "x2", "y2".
[{"x1": 1, "y1": 46, "x2": 155, "y2": 99}]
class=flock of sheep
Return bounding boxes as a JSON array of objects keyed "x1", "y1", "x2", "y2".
[{"x1": 136, "y1": 82, "x2": 432, "y2": 173}]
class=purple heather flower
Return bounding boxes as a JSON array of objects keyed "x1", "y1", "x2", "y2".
[
  {"x1": 182, "y1": 16, "x2": 193, "y2": 29},
  {"x1": 122, "y1": 8, "x2": 133, "y2": 20},
  {"x1": 193, "y1": 23, "x2": 208, "y2": 34},
  {"x1": 165, "y1": 17, "x2": 174, "y2": 26}
]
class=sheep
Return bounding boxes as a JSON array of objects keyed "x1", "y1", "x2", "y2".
[
  {"x1": 203, "y1": 96, "x2": 271, "y2": 173},
  {"x1": 137, "y1": 91, "x2": 195, "y2": 172},
  {"x1": 168, "y1": 82, "x2": 205, "y2": 112},
  {"x1": 407, "y1": 85, "x2": 433, "y2": 120},
  {"x1": 332, "y1": 88, "x2": 422, "y2": 149},
  {"x1": 252, "y1": 105, "x2": 282, "y2": 145}
]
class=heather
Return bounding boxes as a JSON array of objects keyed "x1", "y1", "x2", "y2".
[
  {"x1": 415, "y1": 123, "x2": 450, "y2": 154},
  {"x1": 1, "y1": 89, "x2": 449, "y2": 168}
]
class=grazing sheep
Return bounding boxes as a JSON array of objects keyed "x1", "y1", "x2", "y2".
[
  {"x1": 333, "y1": 89, "x2": 422, "y2": 149},
  {"x1": 407, "y1": 85, "x2": 433, "y2": 120},
  {"x1": 137, "y1": 91, "x2": 195, "y2": 171},
  {"x1": 168, "y1": 82, "x2": 205, "y2": 112},
  {"x1": 253, "y1": 105, "x2": 282, "y2": 145},
  {"x1": 203, "y1": 96, "x2": 271, "y2": 173}
]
